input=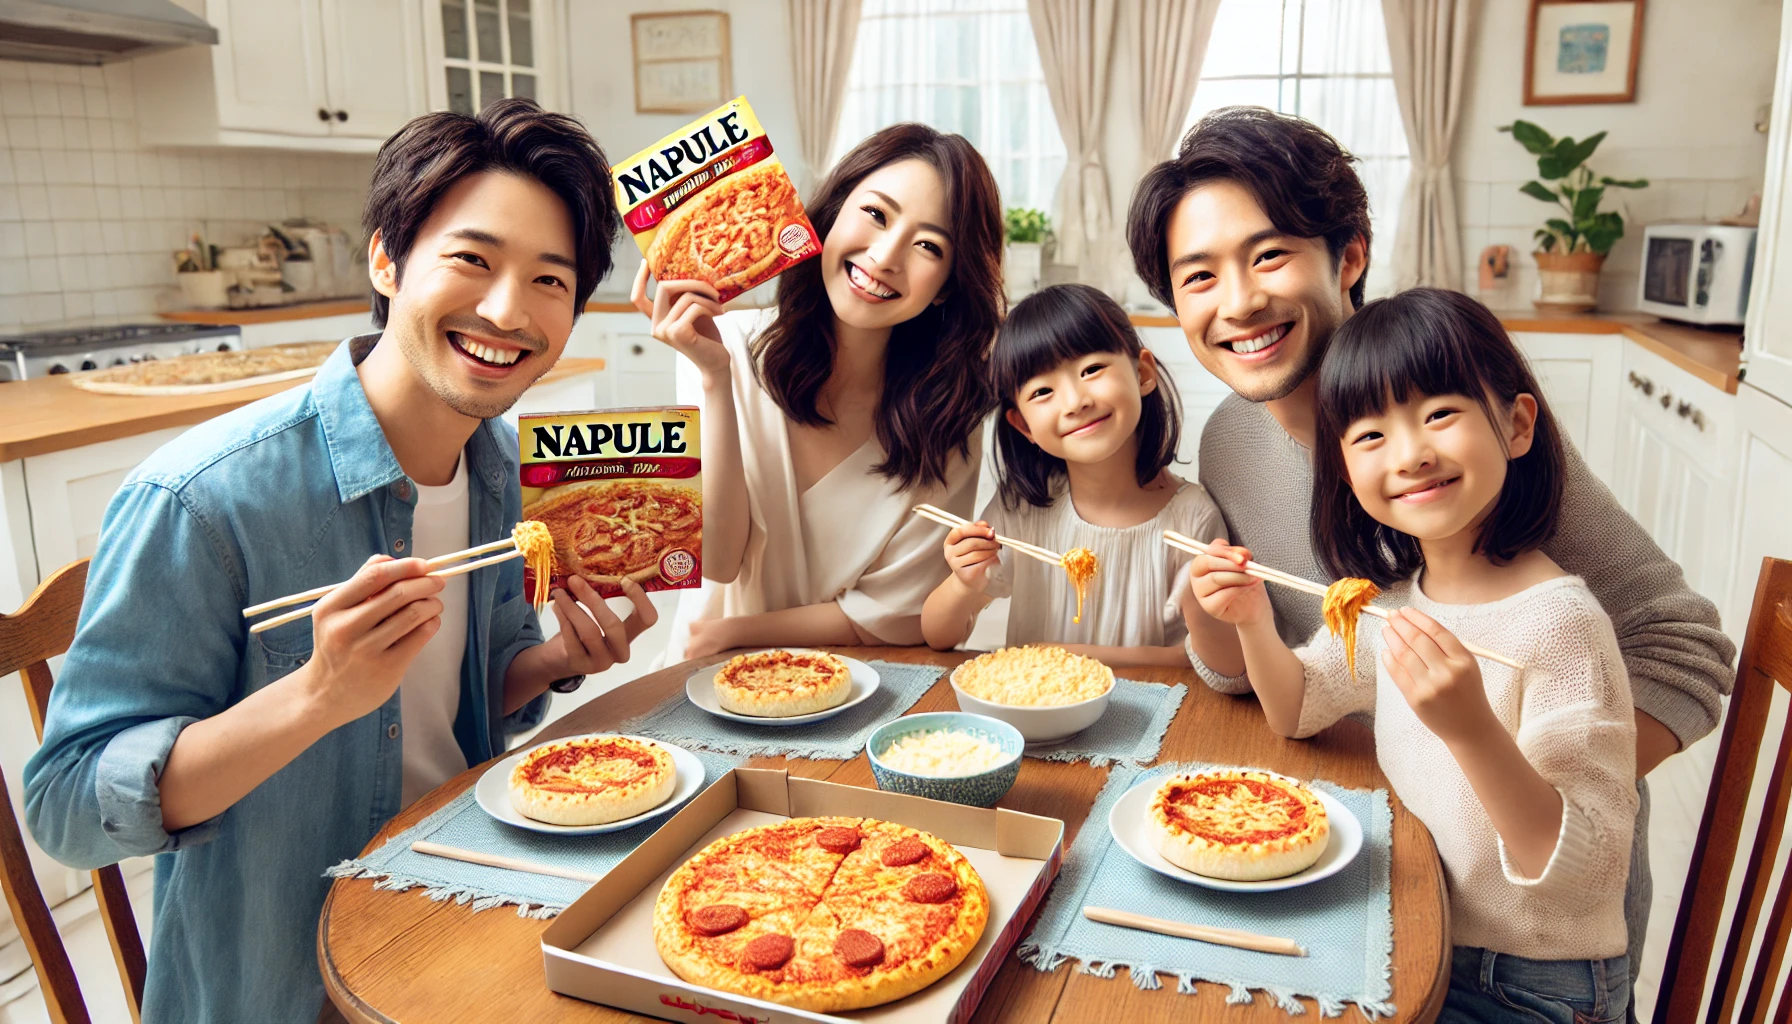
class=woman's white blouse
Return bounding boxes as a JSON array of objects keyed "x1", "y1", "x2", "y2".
[{"x1": 665, "y1": 308, "x2": 981, "y2": 661}]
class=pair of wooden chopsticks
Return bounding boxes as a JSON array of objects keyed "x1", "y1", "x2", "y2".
[
  {"x1": 241, "y1": 537, "x2": 525, "y2": 635},
  {"x1": 1163, "y1": 530, "x2": 1526, "y2": 671},
  {"x1": 410, "y1": 840, "x2": 602, "y2": 883},
  {"x1": 1083, "y1": 906, "x2": 1306, "y2": 957},
  {"x1": 911, "y1": 503, "x2": 1066, "y2": 568}
]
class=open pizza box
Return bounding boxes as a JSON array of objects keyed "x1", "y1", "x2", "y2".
[{"x1": 540, "y1": 767, "x2": 1064, "y2": 1024}]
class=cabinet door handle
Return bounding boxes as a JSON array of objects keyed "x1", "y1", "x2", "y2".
[
  {"x1": 317, "y1": 107, "x2": 331, "y2": 121},
  {"x1": 630, "y1": 344, "x2": 644, "y2": 356},
  {"x1": 1659, "y1": 392, "x2": 1672, "y2": 410},
  {"x1": 335, "y1": 110, "x2": 349, "y2": 122}
]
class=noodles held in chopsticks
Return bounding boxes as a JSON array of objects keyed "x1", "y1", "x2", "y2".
[
  {"x1": 1061, "y1": 547, "x2": 1098, "y2": 624},
  {"x1": 512, "y1": 520, "x2": 555, "y2": 609},
  {"x1": 1322, "y1": 577, "x2": 1380, "y2": 678}
]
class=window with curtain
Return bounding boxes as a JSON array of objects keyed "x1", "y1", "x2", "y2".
[
  {"x1": 1186, "y1": 0, "x2": 1409, "y2": 298},
  {"x1": 833, "y1": 0, "x2": 1065, "y2": 215}
]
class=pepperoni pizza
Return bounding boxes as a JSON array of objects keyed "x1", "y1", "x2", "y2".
[{"x1": 653, "y1": 817, "x2": 988, "y2": 1011}]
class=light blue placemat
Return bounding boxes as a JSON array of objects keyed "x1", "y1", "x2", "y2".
[
  {"x1": 326, "y1": 749, "x2": 744, "y2": 918},
  {"x1": 1018, "y1": 761, "x2": 1396, "y2": 1019},
  {"x1": 1023, "y1": 678, "x2": 1186, "y2": 767},
  {"x1": 619, "y1": 660, "x2": 943, "y2": 760}
]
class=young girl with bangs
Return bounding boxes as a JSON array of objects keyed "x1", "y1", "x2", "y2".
[
  {"x1": 1188, "y1": 288, "x2": 1637, "y2": 1023},
  {"x1": 921, "y1": 284, "x2": 1230, "y2": 667},
  {"x1": 636, "y1": 123, "x2": 1004, "y2": 661}
]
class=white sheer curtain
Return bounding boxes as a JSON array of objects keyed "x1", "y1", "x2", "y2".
[
  {"x1": 1138, "y1": 0, "x2": 1224, "y2": 166},
  {"x1": 832, "y1": 0, "x2": 1066, "y2": 214},
  {"x1": 1382, "y1": 0, "x2": 1477, "y2": 290},
  {"x1": 785, "y1": 0, "x2": 863, "y2": 189},
  {"x1": 1186, "y1": 0, "x2": 1411, "y2": 298},
  {"x1": 1025, "y1": 0, "x2": 1117, "y2": 267}
]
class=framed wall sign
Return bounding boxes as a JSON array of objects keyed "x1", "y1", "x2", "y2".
[
  {"x1": 631, "y1": 10, "x2": 732, "y2": 115},
  {"x1": 1525, "y1": 0, "x2": 1645, "y2": 105}
]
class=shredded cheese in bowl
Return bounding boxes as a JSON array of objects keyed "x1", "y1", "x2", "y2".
[
  {"x1": 878, "y1": 729, "x2": 1012, "y2": 777},
  {"x1": 953, "y1": 645, "x2": 1115, "y2": 707}
]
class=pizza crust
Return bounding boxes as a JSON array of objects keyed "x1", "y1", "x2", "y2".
[
  {"x1": 507, "y1": 736, "x2": 677, "y2": 826},
  {"x1": 1146, "y1": 770, "x2": 1329, "y2": 881},
  {"x1": 713, "y1": 650, "x2": 852, "y2": 718},
  {"x1": 653, "y1": 817, "x2": 989, "y2": 1012}
]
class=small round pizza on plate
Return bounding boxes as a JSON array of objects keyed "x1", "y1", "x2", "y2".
[
  {"x1": 653, "y1": 816, "x2": 988, "y2": 1012},
  {"x1": 476, "y1": 734, "x2": 703, "y2": 835},
  {"x1": 714, "y1": 649, "x2": 852, "y2": 717},
  {"x1": 1108, "y1": 770, "x2": 1363, "y2": 892},
  {"x1": 686, "y1": 650, "x2": 880, "y2": 726}
]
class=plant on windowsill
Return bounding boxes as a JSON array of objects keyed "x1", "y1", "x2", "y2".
[
  {"x1": 1003, "y1": 207, "x2": 1051, "y2": 303},
  {"x1": 1500, "y1": 119, "x2": 1649, "y2": 314}
]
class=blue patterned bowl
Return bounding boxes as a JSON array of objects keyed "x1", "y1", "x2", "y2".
[{"x1": 866, "y1": 712, "x2": 1024, "y2": 808}]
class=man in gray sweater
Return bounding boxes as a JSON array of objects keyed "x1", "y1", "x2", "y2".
[{"x1": 1124, "y1": 106, "x2": 1735, "y2": 989}]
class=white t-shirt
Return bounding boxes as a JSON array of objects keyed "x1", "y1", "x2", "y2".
[{"x1": 399, "y1": 455, "x2": 471, "y2": 808}]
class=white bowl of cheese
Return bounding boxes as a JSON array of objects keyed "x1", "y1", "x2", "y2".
[{"x1": 948, "y1": 646, "x2": 1115, "y2": 744}]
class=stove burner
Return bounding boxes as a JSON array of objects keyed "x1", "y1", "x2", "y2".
[{"x1": 0, "y1": 323, "x2": 238, "y2": 350}]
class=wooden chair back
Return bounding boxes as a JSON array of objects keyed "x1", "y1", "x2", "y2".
[
  {"x1": 1657, "y1": 557, "x2": 1792, "y2": 1023},
  {"x1": 0, "y1": 559, "x2": 147, "y2": 1024}
]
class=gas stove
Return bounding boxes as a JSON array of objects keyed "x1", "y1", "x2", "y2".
[{"x1": 0, "y1": 323, "x2": 243, "y2": 382}]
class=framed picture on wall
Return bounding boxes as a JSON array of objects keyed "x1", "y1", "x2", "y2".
[
  {"x1": 1525, "y1": 0, "x2": 1645, "y2": 105},
  {"x1": 632, "y1": 10, "x2": 732, "y2": 115}
]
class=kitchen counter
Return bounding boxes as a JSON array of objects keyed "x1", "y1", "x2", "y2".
[
  {"x1": 157, "y1": 300, "x2": 650, "y2": 326},
  {"x1": 1491, "y1": 310, "x2": 1744, "y2": 394},
  {"x1": 0, "y1": 357, "x2": 605, "y2": 462}
]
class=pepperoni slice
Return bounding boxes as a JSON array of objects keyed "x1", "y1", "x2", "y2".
[
  {"x1": 744, "y1": 933, "x2": 794, "y2": 970},
  {"x1": 833, "y1": 928, "x2": 885, "y2": 967},
  {"x1": 688, "y1": 904, "x2": 747, "y2": 936},
  {"x1": 903, "y1": 872, "x2": 958, "y2": 904},
  {"x1": 816, "y1": 827, "x2": 862, "y2": 854},
  {"x1": 880, "y1": 837, "x2": 927, "y2": 867}
]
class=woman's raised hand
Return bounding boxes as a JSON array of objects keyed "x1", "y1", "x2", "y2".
[{"x1": 631, "y1": 262, "x2": 730, "y2": 381}]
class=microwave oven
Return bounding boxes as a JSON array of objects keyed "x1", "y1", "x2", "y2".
[{"x1": 1636, "y1": 222, "x2": 1756, "y2": 326}]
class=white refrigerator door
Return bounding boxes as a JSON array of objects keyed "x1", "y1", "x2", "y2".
[{"x1": 1745, "y1": 0, "x2": 1792, "y2": 405}]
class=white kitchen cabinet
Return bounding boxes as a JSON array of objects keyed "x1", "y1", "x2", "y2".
[
  {"x1": 1511, "y1": 332, "x2": 1624, "y2": 488},
  {"x1": 423, "y1": 0, "x2": 565, "y2": 114},
  {"x1": 1610, "y1": 343, "x2": 1741, "y2": 618},
  {"x1": 1725, "y1": 384, "x2": 1792, "y2": 646},
  {"x1": 1135, "y1": 325, "x2": 1233, "y2": 475},
  {"x1": 22, "y1": 429, "x2": 189, "y2": 578},
  {"x1": 566, "y1": 310, "x2": 678, "y2": 410},
  {"x1": 134, "y1": 0, "x2": 427, "y2": 151},
  {"x1": 1742, "y1": 0, "x2": 1792, "y2": 405}
]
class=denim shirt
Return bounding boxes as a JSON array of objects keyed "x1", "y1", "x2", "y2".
[{"x1": 23, "y1": 336, "x2": 548, "y2": 1024}]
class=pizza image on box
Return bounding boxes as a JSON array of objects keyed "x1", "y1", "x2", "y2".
[
  {"x1": 654, "y1": 816, "x2": 989, "y2": 1012},
  {"x1": 615, "y1": 96, "x2": 820, "y2": 303},
  {"x1": 518, "y1": 407, "x2": 702, "y2": 599}
]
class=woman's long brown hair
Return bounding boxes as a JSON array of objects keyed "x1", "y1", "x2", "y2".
[{"x1": 751, "y1": 123, "x2": 1004, "y2": 490}]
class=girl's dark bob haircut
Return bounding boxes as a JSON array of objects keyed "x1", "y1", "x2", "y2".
[
  {"x1": 991, "y1": 283, "x2": 1183, "y2": 509},
  {"x1": 1312, "y1": 287, "x2": 1566, "y2": 586}
]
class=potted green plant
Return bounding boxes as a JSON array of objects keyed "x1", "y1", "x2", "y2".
[
  {"x1": 1003, "y1": 207, "x2": 1050, "y2": 302},
  {"x1": 1500, "y1": 120, "x2": 1648, "y2": 313}
]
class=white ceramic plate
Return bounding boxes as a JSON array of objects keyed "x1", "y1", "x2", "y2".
[
  {"x1": 475, "y1": 734, "x2": 705, "y2": 835},
  {"x1": 684, "y1": 650, "x2": 881, "y2": 726},
  {"x1": 1108, "y1": 776, "x2": 1364, "y2": 892}
]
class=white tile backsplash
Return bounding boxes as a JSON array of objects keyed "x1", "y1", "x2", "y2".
[{"x1": 0, "y1": 60, "x2": 373, "y2": 331}]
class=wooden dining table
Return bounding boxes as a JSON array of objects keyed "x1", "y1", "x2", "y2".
[{"x1": 318, "y1": 647, "x2": 1449, "y2": 1023}]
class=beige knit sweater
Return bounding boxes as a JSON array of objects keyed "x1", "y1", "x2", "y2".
[
  {"x1": 1294, "y1": 575, "x2": 1638, "y2": 959},
  {"x1": 1192, "y1": 394, "x2": 1735, "y2": 748}
]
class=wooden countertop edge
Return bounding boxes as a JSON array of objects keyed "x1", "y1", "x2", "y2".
[
  {"x1": 1618, "y1": 324, "x2": 1742, "y2": 394},
  {"x1": 156, "y1": 299, "x2": 653, "y2": 325},
  {"x1": 0, "y1": 357, "x2": 605, "y2": 462}
]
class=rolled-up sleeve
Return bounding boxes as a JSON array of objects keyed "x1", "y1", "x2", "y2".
[{"x1": 24, "y1": 481, "x2": 246, "y2": 868}]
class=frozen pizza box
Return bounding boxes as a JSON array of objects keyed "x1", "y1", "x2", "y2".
[
  {"x1": 615, "y1": 96, "x2": 822, "y2": 303},
  {"x1": 541, "y1": 768, "x2": 1064, "y2": 1024},
  {"x1": 518, "y1": 406, "x2": 701, "y2": 599}
]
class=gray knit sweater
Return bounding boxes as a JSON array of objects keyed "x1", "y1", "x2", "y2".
[{"x1": 1191, "y1": 393, "x2": 1735, "y2": 748}]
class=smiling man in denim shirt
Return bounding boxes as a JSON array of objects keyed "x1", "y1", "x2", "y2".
[{"x1": 23, "y1": 99, "x2": 656, "y2": 1024}]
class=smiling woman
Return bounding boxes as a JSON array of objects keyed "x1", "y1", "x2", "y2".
[{"x1": 636, "y1": 123, "x2": 1006, "y2": 661}]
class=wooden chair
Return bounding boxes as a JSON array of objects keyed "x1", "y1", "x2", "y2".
[
  {"x1": 1658, "y1": 557, "x2": 1792, "y2": 1023},
  {"x1": 0, "y1": 559, "x2": 147, "y2": 1024}
]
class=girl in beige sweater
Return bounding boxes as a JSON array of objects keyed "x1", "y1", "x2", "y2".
[{"x1": 1188, "y1": 289, "x2": 1636, "y2": 1024}]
